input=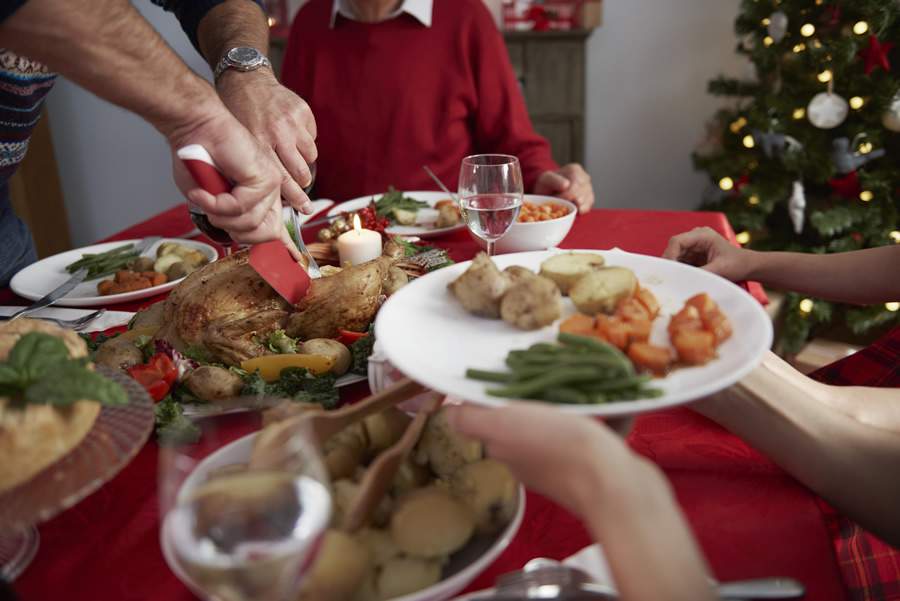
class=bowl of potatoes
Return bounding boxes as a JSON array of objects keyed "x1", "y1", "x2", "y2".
[
  {"x1": 163, "y1": 403, "x2": 525, "y2": 601},
  {"x1": 473, "y1": 195, "x2": 576, "y2": 255}
]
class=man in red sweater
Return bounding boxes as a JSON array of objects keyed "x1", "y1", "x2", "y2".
[{"x1": 281, "y1": 0, "x2": 595, "y2": 213}]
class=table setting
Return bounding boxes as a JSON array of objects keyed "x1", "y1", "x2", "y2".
[{"x1": 0, "y1": 152, "x2": 850, "y2": 601}]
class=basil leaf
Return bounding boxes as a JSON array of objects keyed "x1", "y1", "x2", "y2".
[
  {"x1": 0, "y1": 364, "x2": 23, "y2": 386},
  {"x1": 8, "y1": 333, "x2": 72, "y2": 380},
  {"x1": 25, "y1": 361, "x2": 128, "y2": 407}
]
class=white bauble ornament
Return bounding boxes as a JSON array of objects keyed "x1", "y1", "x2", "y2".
[
  {"x1": 788, "y1": 180, "x2": 806, "y2": 235},
  {"x1": 768, "y1": 11, "x2": 789, "y2": 43},
  {"x1": 883, "y1": 90, "x2": 900, "y2": 133},
  {"x1": 808, "y1": 92, "x2": 849, "y2": 129}
]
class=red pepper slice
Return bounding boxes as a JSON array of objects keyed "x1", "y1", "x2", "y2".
[
  {"x1": 127, "y1": 352, "x2": 177, "y2": 401},
  {"x1": 336, "y1": 329, "x2": 368, "y2": 346}
]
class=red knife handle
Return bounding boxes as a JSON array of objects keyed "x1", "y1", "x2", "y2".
[{"x1": 176, "y1": 144, "x2": 232, "y2": 195}]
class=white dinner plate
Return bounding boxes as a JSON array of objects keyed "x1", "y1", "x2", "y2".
[
  {"x1": 327, "y1": 191, "x2": 465, "y2": 238},
  {"x1": 375, "y1": 248, "x2": 773, "y2": 417},
  {"x1": 10, "y1": 238, "x2": 219, "y2": 308}
]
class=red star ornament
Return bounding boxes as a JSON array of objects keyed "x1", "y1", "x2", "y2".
[
  {"x1": 828, "y1": 170, "x2": 861, "y2": 199},
  {"x1": 858, "y1": 35, "x2": 894, "y2": 75},
  {"x1": 733, "y1": 174, "x2": 750, "y2": 195}
]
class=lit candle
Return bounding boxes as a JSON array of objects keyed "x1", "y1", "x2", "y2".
[{"x1": 337, "y1": 214, "x2": 382, "y2": 266}]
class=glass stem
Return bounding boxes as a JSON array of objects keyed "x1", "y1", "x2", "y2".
[{"x1": 486, "y1": 240, "x2": 495, "y2": 256}]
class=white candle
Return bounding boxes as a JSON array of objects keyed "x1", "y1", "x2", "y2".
[{"x1": 337, "y1": 214, "x2": 382, "y2": 266}]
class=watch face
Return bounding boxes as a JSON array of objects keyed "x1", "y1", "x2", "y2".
[{"x1": 228, "y1": 47, "x2": 262, "y2": 67}]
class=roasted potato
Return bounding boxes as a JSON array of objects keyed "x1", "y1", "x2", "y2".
[
  {"x1": 390, "y1": 486, "x2": 474, "y2": 558},
  {"x1": 570, "y1": 266, "x2": 638, "y2": 315},
  {"x1": 184, "y1": 365, "x2": 245, "y2": 401},
  {"x1": 165, "y1": 262, "x2": 188, "y2": 281},
  {"x1": 127, "y1": 256, "x2": 155, "y2": 272},
  {"x1": 435, "y1": 203, "x2": 461, "y2": 228},
  {"x1": 93, "y1": 337, "x2": 143, "y2": 370},
  {"x1": 449, "y1": 459, "x2": 518, "y2": 535},
  {"x1": 382, "y1": 266, "x2": 408, "y2": 296},
  {"x1": 416, "y1": 408, "x2": 482, "y2": 478},
  {"x1": 499, "y1": 275, "x2": 562, "y2": 330},
  {"x1": 355, "y1": 528, "x2": 401, "y2": 566},
  {"x1": 332, "y1": 478, "x2": 361, "y2": 527},
  {"x1": 447, "y1": 253, "x2": 511, "y2": 318},
  {"x1": 324, "y1": 422, "x2": 369, "y2": 480},
  {"x1": 363, "y1": 408, "x2": 412, "y2": 453},
  {"x1": 377, "y1": 557, "x2": 443, "y2": 600},
  {"x1": 153, "y1": 253, "x2": 182, "y2": 275},
  {"x1": 503, "y1": 265, "x2": 536, "y2": 283},
  {"x1": 299, "y1": 339, "x2": 352, "y2": 376},
  {"x1": 539, "y1": 253, "x2": 606, "y2": 295},
  {"x1": 391, "y1": 458, "x2": 431, "y2": 497},
  {"x1": 299, "y1": 529, "x2": 372, "y2": 601}
]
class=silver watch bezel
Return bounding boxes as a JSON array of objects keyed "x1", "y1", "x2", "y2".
[{"x1": 215, "y1": 47, "x2": 271, "y2": 80}]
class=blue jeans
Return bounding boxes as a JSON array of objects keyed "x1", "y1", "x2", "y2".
[{"x1": 0, "y1": 202, "x2": 37, "y2": 288}]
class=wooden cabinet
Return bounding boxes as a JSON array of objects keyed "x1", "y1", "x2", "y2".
[
  {"x1": 504, "y1": 30, "x2": 591, "y2": 165},
  {"x1": 269, "y1": 27, "x2": 592, "y2": 165}
]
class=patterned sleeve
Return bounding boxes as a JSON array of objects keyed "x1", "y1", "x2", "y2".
[{"x1": 151, "y1": 0, "x2": 265, "y2": 51}]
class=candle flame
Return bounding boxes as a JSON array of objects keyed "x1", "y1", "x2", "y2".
[{"x1": 353, "y1": 214, "x2": 362, "y2": 233}]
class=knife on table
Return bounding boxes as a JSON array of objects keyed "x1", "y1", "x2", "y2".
[
  {"x1": 176, "y1": 144, "x2": 314, "y2": 304},
  {"x1": 6, "y1": 235, "x2": 161, "y2": 322}
]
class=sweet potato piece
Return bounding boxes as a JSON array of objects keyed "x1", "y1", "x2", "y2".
[
  {"x1": 703, "y1": 310, "x2": 732, "y2": 344},
  {"x1": 668, "y1": 305, "x2": 703, "y2": 337},
  {"x1": 628, "y1": 342, "x2": 674, "y2": 375},
  {"x1": 559, "y1": 313, "x2": 596, "y2": 336},
  {"x1": 97, "y1": 279, "x2": 115, "y2": 295},
  {"x1": 672, "y1": 329, "x2": 716, "y2": 365},
  {"x1": 622, "y1": 317, "x2": 652, "y2": 343},
  {"x1": 615, "y1": 297, "x2": 650, "y2": 323},
  {"x1": 148, "y1": 272, "x2": 167, "y2": 287},
  {"x1": 594, "y1": 315, "x2": 629, "y2": 350},
  {"x1": 114, "y1": 270, "x2": 142, "y2": 284},
  {"x1": 633, "y1": 287, "x2": 660, "y2": 319},
  {"x1": 685, "y1": 293, "x2": 717, "y2": 317}
]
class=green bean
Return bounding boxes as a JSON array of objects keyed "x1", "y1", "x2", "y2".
[
  {"x1": 66, "y1": 244, "x2": 135, "y2": 271},
  {"x1": 577, "y1": 374, "x2": 652, "y2": 393},
  {"x1": 557, "y1": 332, "x2": 621, "y2": 353},
  {"x1": 487, "y1": 367, "x2": 600, "y2": 398},
  {"x1": 465, "y1": 369, "x2": 514, "y2": 383},
  {"x1": 541, "y1": 387, "x2": 591, "y2": 404}
]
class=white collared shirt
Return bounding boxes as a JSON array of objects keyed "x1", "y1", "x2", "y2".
[{"x1": 330, "y1": 0, "x2": 433, "y2": 27}]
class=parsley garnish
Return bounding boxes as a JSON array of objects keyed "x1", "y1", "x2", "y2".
[{"x1": 1, "y1": 333, "x2": 127, "y2": 407}]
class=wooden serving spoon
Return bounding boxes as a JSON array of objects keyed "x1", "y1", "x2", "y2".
[
  {"x1": 342, "y1": 392, "x2": 444, "y2": 533},
  {"x1": 250, "y1": 377, "x2": 427, "y2": 470}
]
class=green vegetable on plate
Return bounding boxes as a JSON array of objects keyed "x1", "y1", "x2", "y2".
[{"x1": 466, "y1": 333, "x2": 661, "y2": 404}]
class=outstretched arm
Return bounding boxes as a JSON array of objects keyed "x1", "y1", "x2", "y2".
[
  {"x1": 695, "y1": 351, "x2": 900, "y2": 546},
  {"x1": 664, "y1": 227, "x2": 900, "y2": 305},
  {"x1": 448, "y1": 404, "x2": 714, "y2": 601},
  {"x1": 0, "y1": 0, "x2": 295, "y2": 252},
  {"x1": 195, "y1": 0, "x2": 318, "y2": 213}
]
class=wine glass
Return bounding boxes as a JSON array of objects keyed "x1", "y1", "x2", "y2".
[
  {"x1": 458, "y1": 154, "x2": 524, "y2": 256},
  {"x1": 159, "y1": 416, "x2": 331, "y2": 601}
]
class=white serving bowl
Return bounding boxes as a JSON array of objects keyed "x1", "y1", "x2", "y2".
[
  {"x1": 162, "y1": 426, "x2": 525, "y2": 601},
  {"x1": 474, "y1": 195, "x2": 576, "y2": 254}
]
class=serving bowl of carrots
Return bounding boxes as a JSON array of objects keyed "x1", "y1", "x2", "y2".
[{"x1": 476, "y1": 195, "x2": 576, "y2": 254}]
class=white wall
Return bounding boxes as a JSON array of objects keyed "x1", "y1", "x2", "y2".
[
  {"x1": 46, "y1": 1, "x2": 212, "y2": 246},
  {"x1": 47, "y1": 1, "x2": 746, "y2": 245},
  {"x1": 584, "y1": 0, "x2": 747, "y2": 210}
]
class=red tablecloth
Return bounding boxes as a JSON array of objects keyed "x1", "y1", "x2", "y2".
[{"x1": 8, "y1": 207, "x2": 847, "y2": 601}]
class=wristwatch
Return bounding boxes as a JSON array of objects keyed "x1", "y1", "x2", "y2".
[{"x1": 214, "y1": 47, "x2": 272, "y2": 81}]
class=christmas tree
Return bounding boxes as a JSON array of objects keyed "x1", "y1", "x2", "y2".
[{"x1": 694, "y1": 0, "x2": 900, "y2": 354}]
